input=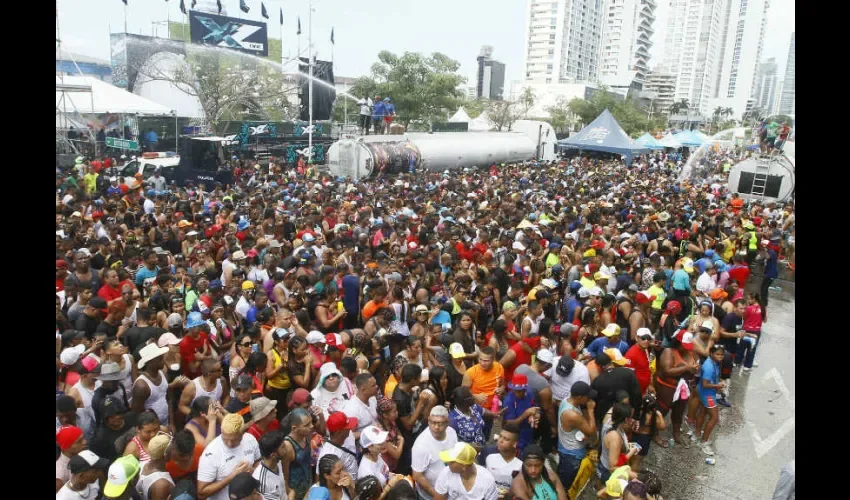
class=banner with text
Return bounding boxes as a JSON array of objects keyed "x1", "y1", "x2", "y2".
[{"x1": 189, "y1": 10, "x2": 268, "y2": 57}]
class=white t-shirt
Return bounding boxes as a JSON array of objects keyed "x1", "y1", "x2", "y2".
[
  {"x1": 252, "y1": 461, "x2": 286, "y2": 500},
  {"x1": 342, "y1": 396, "x2": 378, "y2": 432},
  {"x1": 197, "y1": 434, "x2": 262, "y2": 500},
  {"x1": 358, "y1": 454, "x2": 390, "y2": 487},
  {"x1": 411, "y1": 428, "x2": 458, "y2": 500},
  {"x1": 485, "y1": 453, "x2": 522, "y2": 491},
  {"x1": 317, "y1": 441, "x2": 359, "y2": 480},
  {"x1": 546, "y1": 358, "x2": 591, "y2": 402},
  {"x1": 56, "y1": 482, "x2": 100, "y2": 500},
  {"x1": 696, "y1": 272, "x2": 717, "y2": 295},
  {"x1": 235, "y1": 296, "x2": 251, "y2": 319},
  {"x1": 434, "y1": 464, "x2": 499, "y2": 500}
]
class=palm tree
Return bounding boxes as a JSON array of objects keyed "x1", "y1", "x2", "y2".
[
  {"x1": 712, "y1": 106, "x2": 724, "y2": 133},
  {"x1": 723, "y1": 107, "x2": 734, "y2": 120}
]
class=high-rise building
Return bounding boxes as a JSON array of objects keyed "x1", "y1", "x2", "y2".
[
  {"x1": 476, "y1": 46, "x2": 506, "y2": 100},
  {"x1": 661, "y1": 0, "x2": 728, "y2": 117},
  {"x1": 523, "y1": 0, "x2": 605, "y2": 84},
  {"x1": 778, "y1": 32, "x2": 795, "y2": 116},
  {"x1": 599, "y1": 0, "x2": 657, "y2": 90},
  {"x1": 753, "y1": 58, "x2": 778, "y2": 116},
  {"x1": 711, "y1": 0, "x2": 771, "y2": 120},
  {"x1": 644, "y1": 66, "x2": 677, "y2": 115}
]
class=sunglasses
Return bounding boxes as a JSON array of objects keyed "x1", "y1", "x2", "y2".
[{"x1": 240, "y1": 342, "x2": 253, "y2": 347}]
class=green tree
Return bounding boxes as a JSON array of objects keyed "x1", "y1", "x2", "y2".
[
  {"x1": 131, "y1": 47, "x2": 298, "y2": 134},
  {"x1": 463, "y1": 98, "x2": 489, "y2": 119},
  {"x1": 488, "y1": 100, "x2": 520, "y2": 131},
  {"x1": 357, "y1": 51, "x2": 466, "y2": 128},
  {"x1": 519, "y1": 87, "x2": 536, "y2": 118},
  {"x1": 545, "y1": 96, "x2": 573, "y2": 133}
]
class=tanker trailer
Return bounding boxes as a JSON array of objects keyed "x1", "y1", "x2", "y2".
[
  {"x1": 326, "y1": 132, "x2": 538, "y2": 181},
  {"x1": 726, "y1": 148, "x2": 795, "y2": 204}
]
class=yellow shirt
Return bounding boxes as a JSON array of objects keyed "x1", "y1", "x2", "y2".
[
  {"x1": 466, "y1": 363, "x2": 505, "y2": 409},
  {"x1": 647, "y1": 284, "x2": 666, "y2": 310},
  {"x1": 384, "y1": 375, "x2": 398, "y2": 399},
  {"x1": 580, "y1": 276, "x2": 596, "y2": 290},
  {"x1": 721, "y1": 238, "x2": 736, "y2": 262},
  {"x1": 83, "y1": 173, "x2": 98, "y2": 194},
  {"x1": 267, "y1": 349, "x2": 291, "y2": 390}
]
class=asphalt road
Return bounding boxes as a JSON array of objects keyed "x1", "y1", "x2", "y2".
[{"x1": 602, "y1": 283, "x2": 796, "y2": 500}]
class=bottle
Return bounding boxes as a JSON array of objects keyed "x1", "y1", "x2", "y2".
[
  {"x1": 491, "y1": 395, "x2": 501, "y2": 414},
  {"x1": 705, "y1": 458, "x2": 716, "y2": 465}
]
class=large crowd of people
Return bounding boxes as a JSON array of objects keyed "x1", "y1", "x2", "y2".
[{"x1": 55, "y1": 146, "x2": 794, "y2": 500}]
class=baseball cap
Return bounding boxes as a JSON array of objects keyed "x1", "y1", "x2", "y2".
[
  {"x1": 603, "y1": 348, "x2": 629, "y2": 366},
  {"x1": 209, "y1": 279, "x2": 224, "y2": 290},
  {"x1": 104, "y1": 455, "x2": 141, "y2": 497},
  {"x1": 306, "y1": 331, "x2": 326, "y2": 344},
  {"x1": 635, "y1": 291, "x2": 656, "y2": 304},
  {"x1": 242, "y1": 281, "x2": 255, "y2": 290},
  {"x1": 166, "y1": 313, "x2": 184, "y2": 329},
  {"x1": 536, "y1": 349, "x2": 555, "y2": 365},
  {"x1": 635, "y1": 328, "x2": 654, "y2": 340},
  {"x1": 674, "y1": 329, "x2": 696, "y2": 350},
  {"x1": 589, "y1": 287, "x2": 604, "y2": 297},
  {"x1": 681, "y1": 258, "x2": 695, "y2": 273},
  {"x1": 327, "y1": 412, "x2": 358, "y2": 433},
  {"x1": 157, "y1": 332, "x2": 183, "y2": 347},
  {"x1": 88, "y1": 297, "x2": 107, "y2": 309},
  {"x1": 56, "y1": 426, "x2": 84, "y2": 450},
  {"x1": 61, "y1": 329, "x2": 86, "y2": 345},
  {"x1": 710, "y1": 288, "x2": 728, "y2": 300},
  {"x1": 325, "y1": 333, "x2": 345, "y2": 351},
  {"x1": 102, "y1": 395, "x2": 128, "y2": 417},
  {"x1": 439, "y1": 442, "x2": 478, "y2": 465},
  {"x1": 360, "y1": 425, "x2": 390, "y2": 448},
  {"x1": 570, "y1": 381, "x2": 598, "y2": 400},
  {"x1": 288, "y1": 388, "x2": 312, "y2": 408},
  {"x1": 601, "y1": 323, "x2": 621, "y2": 338},
  {"x1": 449, "y1": 342, "x2": 466, "y2": 359},
  {"x1": 229, "y1": 472, "x2": 260, "y2": 500},
  {"x1": 577, "y1": 287, "x2": 591, "y2": 299},
  {"x1": 68, "y1": 450, "x2": 110, "y2": 474},
  {"x1": 700, "y1": 320, "x2": 715, "y2": 332},
  {"x1": 232, "y1": 374, "x2": 254, "y2": 390},
  {"x1": 415, "y1": 304, "x2": 429, "y2": 314},
  {"x1": 60, "y1": 345, "x2": 87, "y2": 366}
]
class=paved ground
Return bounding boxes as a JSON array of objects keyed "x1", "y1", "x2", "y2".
[{"x1": 584, "y1": 279, "x2": 795, "y2": 499}]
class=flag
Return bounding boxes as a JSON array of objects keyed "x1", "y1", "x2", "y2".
[
  {"x1": 240, "y1": 0, "x2": 250, "y2": 14},
  {"x1": 279, "y1": 7, "x2": 283, "y2": 25},
  {"x1": 330, "y1": 27, "x2": 334, "y2": 45},
  {"x1": 122, "y1": 0, "x2": 127, "y2": 5},
  {"x1": 261, "y1": 2, "x2": 269, "y2": 19},
  {"x1": 192, "y1": 0, "x2": 196, "y2": 8},
  {"x1": 216, "y1": 0, "x2": 222, "y2": 14},
  {"x1": 179, "y1": 0, "x2": 186, "y2": 14},
  {"x1": 297, "y1": 17, "x2": 301, "y2": 35}
]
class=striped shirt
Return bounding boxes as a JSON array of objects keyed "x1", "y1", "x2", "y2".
[{"x1": 252, "y1": 461, "x2": 287, "y2": 500}]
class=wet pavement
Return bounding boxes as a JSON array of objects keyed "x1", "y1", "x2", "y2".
[{"x1": 598, "y1": 285, "x2": 796, "y2": 500}]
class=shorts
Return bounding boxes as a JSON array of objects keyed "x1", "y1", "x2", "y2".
[
  {"x1": 700, "y1": 393, "x2": 717, "y2": 409},
  {"x1": 384, "y1": 116, "x2": 394, "y2": 123},
  {"x1": 596, "y1": 463, "x2": 612, "y2": 483}
]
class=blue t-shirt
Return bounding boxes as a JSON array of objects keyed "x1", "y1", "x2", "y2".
[
  {"x1": 385, "y1": 103, "x2": 395, "y2": 115},
  {"x1": 372, "y1": 101, "x2": 386, "y2": 119},
  {"x1": 503, "y1": 391, "x2": 536, "y2": 449},
  {"x1": 698, "y1": 359, "x2": 719, "y2": 398},
  {"x1": 135, "y1": 266, "x2": 160, "y2": 287},
  {"x1": 672, "y1": 269, "x2": 691, "y2": 292},
  {"x1": 763, "y1": 248, "x2": 778, "y2": 279},
  {"x1": 341, "y1": 275, "x2": 361, "y2": 314},
  {"x1": 586, "y1": 337, "x2": 630, "y2": 359}
]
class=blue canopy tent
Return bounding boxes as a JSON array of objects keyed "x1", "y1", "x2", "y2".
[
  {"x1": 636, "y1": 133, "x2": 665, "y2": 150},
  {"x1": 673, "y1": 130, "x2": 704, "y2": 147},
  {"x1": 557, "y1": 109, "x2": 650, "y2": 164}
]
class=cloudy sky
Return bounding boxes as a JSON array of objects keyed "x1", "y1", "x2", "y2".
[{"x1": 58, "y1": 0, "x2": 794, "y2": 87}]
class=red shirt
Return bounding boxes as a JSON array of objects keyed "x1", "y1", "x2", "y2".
[
  {"x1": 179, "y1": 332, "x2": 210, "y2": 378},
  {"x1": 98, "y1": 284, "x2": 122, "y2": 303},
  {"x1": 624, "y1": 344, "x2": 652, "y2": 394},
  {"x1": 503, "y1": 337, "x2": 540, "y2": 383},
  {"x1": 165, "y1": 444, "x2": 203, "y2": 481},
  {"x1": 247, "y1": 419, "x2": 280, "y2": 441},
  {"x1": 56, "y1": 278, "x2": 65, "y2": 293},
  {"x1": 728, "y1": 266, "x2": 751, "y2": 288}
]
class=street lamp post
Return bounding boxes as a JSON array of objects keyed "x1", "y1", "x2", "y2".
[{"x1": 308, "y1": 0, "x2": 314, "y2": 159}]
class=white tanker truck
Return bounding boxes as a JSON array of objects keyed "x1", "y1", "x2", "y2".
[
  {"x1": 727, "y1": 141, "x2": 795, "y2": 203},
  {"x1": 326, "y1": 124, "x2": 556, "y2": 181}
]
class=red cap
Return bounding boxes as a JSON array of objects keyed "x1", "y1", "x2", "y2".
[
  {"x1": 674, "y1": 329, "x2": 695, "y2": 350},
  {"x1": 327, "y1": 412, "x2": 358, "y2": 433},
  {"x1": 635, "y1": 291, "x2": 656, "y2": 304},
  {"x1": 56, "y1": 260, "x2": 68, "y2": 269},
  {"x1": 509, "y1": 373, "x2": 529, "y2": 389},
  {"x1": 210, "y1": 224, "x2": 223, "y2": 233},
  {"x1": 56, "y1": 426, "x2": 84, "y2": 450},
  {"x1": 288, "y1": 388, "x2": 312, "y2": 409},
  {"x1": 325, "y1": 333, "x2": 345, "y2": 351}
]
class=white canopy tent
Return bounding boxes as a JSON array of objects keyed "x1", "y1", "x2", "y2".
[
  {"x1": 658, "y1": 133, "x2": 683, "y2": 148},
  {"x1": 448, "y1": 107, "x2": 472, "y2": 123},
  {"x1": 56, "y1": 75, "x2": 175, "y2": 116},
  {"x1": 468, "y1": 111, "x2": 494, "y2": 132}
]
